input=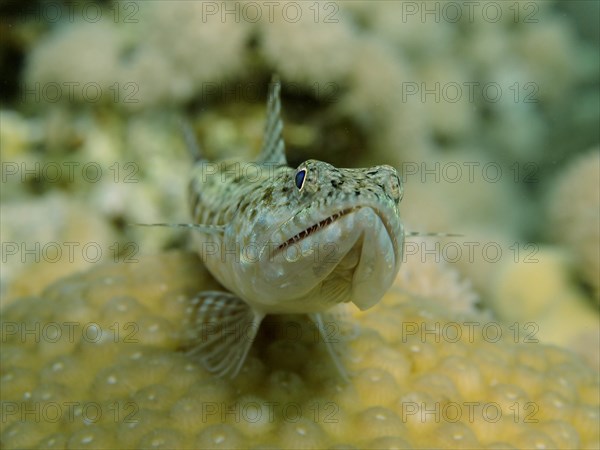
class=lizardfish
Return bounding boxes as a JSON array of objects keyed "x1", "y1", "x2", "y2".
[{"x1": 155, "y1": 78, "x2": 405, "y2": 378}]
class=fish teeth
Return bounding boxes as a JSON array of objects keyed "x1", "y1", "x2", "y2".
[{"x1": 275, "y1": 207, "x2": 357, "y2": 253}]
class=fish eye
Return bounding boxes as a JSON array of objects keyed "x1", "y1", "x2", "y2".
[{"x1": 295, "y1": 168, "x2": 307, "y2": 191}]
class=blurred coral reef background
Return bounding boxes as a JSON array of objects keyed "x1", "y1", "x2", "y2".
[{"x1": 1, "y1": 0, "x2": 599, "y2": 448}]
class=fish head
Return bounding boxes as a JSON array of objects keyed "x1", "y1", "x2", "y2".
[{"x1": 238, "y1": 159, "x2": 405, "y2": 313}]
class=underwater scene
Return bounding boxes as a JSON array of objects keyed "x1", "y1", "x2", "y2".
[{"x1": 1, "y1": 1, "x2": 599, "y2": 448}]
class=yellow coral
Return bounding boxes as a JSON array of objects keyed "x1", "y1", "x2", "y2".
[
  {"x1": 489, "y1": 246, "x2": 600, "y2": 368},
  {"x1": 1, "y1": 193, "x2": 118, "y2": 304},
  {"x1": 1, "y1": 252, "x2": 598, "y2": 449}
]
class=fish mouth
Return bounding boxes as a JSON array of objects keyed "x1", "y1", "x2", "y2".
[
  {"x1": 273, "y1": 206, "x2": 401, "y2": 264},
  {"x1": 274, "y1": 207, "x2": 359, "y2": 254}
]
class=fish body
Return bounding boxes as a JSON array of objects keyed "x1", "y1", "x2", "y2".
[{"x1": 185, "y1": 79, "x2": 405, "y2": 377}]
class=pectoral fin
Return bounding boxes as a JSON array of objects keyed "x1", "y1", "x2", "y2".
[
  {"x1": 309, "y1": 311, "x2": 351, "y2": 381},
  {"x1": 184, "y1": 291, "x2": 264, "y2": 378}
]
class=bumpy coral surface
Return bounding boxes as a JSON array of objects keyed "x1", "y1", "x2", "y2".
[
  {"x1": 2, "y1": 252, "x2": 598, "y2": 449},
  {"x1": 0, "y1": 192, "x2": 118, "y2": 303},
  {"x1": 489, "y1": 246, "x2": 600, "y2": 368}
]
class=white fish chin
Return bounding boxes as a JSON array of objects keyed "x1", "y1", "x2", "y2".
[
  {"x1": 253, "y1": 207, "x2": 400, "y2": 312},
  {"x1": 348, "y1": 210, "x2": 397, "y2": 310}
]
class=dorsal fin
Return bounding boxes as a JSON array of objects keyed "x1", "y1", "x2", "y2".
[
  {"x1": 180, "y1": 119, "x2": 204, "y2": 162},
  {"x1": 257, "y1": 75, "x2": 287, "y2": 166}
]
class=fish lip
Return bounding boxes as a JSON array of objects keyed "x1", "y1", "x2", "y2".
[
  {"x1": 271, "y1": 206, "x2": 359, "y2": 256},
  {"x1": 367, "y1": 206, "x2": 403, "y2": 269},
  {"x1": 270, "y1": 205, "x2": 402, "y2": 265},
  {"x1": 372, "y1": 208, "x2": 404, "y2": 269}
]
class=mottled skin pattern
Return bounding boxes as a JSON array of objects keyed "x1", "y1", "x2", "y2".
[{"x1": 184, "y1": 79, "x2": 405, "y2": 377}]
